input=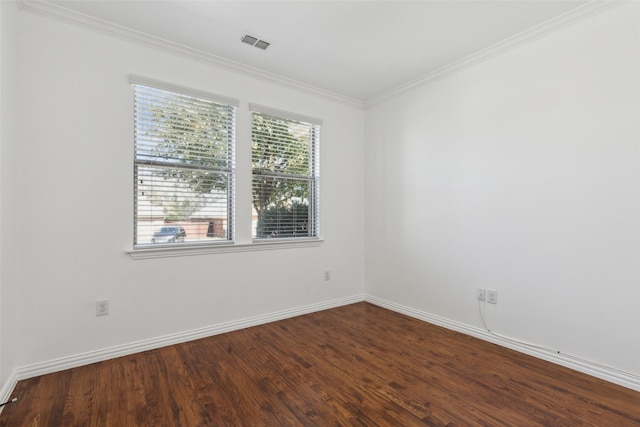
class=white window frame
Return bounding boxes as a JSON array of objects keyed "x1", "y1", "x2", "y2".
[
  {"x1": 130, "y1": 75, "x2": 238, "y2": 252},
  {"x1": 126, "y1": 81, "x2": 324, "y2": 259},
  {"x1": 250, "y1": 104, "x2": 321, "y2": 242}
]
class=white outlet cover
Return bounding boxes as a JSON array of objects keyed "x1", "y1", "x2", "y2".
[
  {"x1": 96, "y1": 299, "x2": 109, "y2": 316},
  {"x1": 487, "y1": 290, "x2": 498, "y2": 304}
]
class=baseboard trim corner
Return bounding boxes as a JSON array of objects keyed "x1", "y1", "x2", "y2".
[
  {"x1": 0, "y1": 369, "x2": 18, "y2": 413},
  {"x1": 365, "y1": 295, "x2": 640, "y2": 392}
]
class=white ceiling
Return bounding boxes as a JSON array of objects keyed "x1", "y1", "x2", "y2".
[{"x1": 36, "y1": 0, "x2": 593, "y2": 103}]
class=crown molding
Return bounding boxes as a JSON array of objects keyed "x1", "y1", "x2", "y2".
[
  {"x1": 364, "y1": 0, "x2": 630, "y2": 109},
  {"x1": 16, "y1": 0, "x2": 365, "y2": 109},
  {"x1": 16, "y1": 0, "x2": 630, "y2": 112}
]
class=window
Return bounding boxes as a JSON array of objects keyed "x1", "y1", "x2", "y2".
[
  {"x1": 132, "y1": 76, "x2": 237, "y2": 248},
  {"x1": 250, "y1": 104, "x2": 321, "y2": 239}
]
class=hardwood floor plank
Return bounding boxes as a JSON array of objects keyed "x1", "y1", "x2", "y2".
[{"x1": 1, "y1": 303, "x2": 638, "y2": 426}]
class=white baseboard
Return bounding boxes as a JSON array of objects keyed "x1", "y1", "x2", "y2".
[
  {"x1": 365, "y1": 295, "x2": 640, "y2": 392},
  {"x1": 0, "y1": 370, "x2": 18, "y2": 413},
  {"x1": 4, "y1": 292, "x2": 637, "y2": 404},
  {"x1": 12, "y1": 294, "x2": 365, "y2": 384}
]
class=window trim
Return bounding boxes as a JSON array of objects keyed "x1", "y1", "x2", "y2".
[
  {"x1": 126, "y1": 238, "x2": 324, "y2": 260},
  {"x1": 130, "y1": 75, "x2": 240, "y2": 107},
  {"x1": 248, "y1": 103, "x2": 323, "y2": 126}
]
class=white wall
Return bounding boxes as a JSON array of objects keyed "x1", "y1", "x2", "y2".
[
  {"x1": 5, "y1": 0, "x2": 639, "y2": 395},
  {"x1": 12, "y1": 11, "x2": 364, "y2": 368},
  {"x1": 365, "y1": 3, "x2": 640, "y2": 377},
  {"x1": 1, "y1": 0, "x2": 19, "y2": 393}
]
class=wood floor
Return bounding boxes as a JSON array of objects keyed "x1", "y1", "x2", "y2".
[{"x1": 1, "y1": 303, "x2": 639, "y2": 426}]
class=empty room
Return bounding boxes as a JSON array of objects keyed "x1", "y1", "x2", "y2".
[{"x1": 0, "y1": 0, "x2": 639, "y2": 425}]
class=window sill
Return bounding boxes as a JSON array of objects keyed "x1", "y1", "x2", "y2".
[{"x1": 127, "y1": 238, "x2": 324, "y2": 260}]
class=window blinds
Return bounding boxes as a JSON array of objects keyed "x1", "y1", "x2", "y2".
[
  {"x1": 250, "y1": 106, "x2": 320, "y2": 239},
  {"x1": 133, "y1": 80, "x2": 236, "y2": 247}
]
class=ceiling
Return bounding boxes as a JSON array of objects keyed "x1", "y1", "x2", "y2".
[{"x1": 34, "y1": 0, "x2": 593, "y2": 104}]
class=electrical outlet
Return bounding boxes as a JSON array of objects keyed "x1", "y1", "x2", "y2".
[
  {"x1": 477, "y1": 288, "x2": 486, "y2": 301},
  {"x1": 324, "y1": 270, "x2": 330, "y2": 281},
  {"x1": 487, "y1": 290, "x2": 498, "y2": 304},
  {"x1": 96, "y1": 299, "x2": 109, "y2": 316}
]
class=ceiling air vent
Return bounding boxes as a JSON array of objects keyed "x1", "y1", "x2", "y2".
[
  {"x1": 241, "y1": 35, "x2": 258, "y2": 46},
  {"x1": 241, "y1": 34, "x2": 270, "y2": 50},
  {"x1": 254, "y1": 40, "x2": 270, "y2": 50}
]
